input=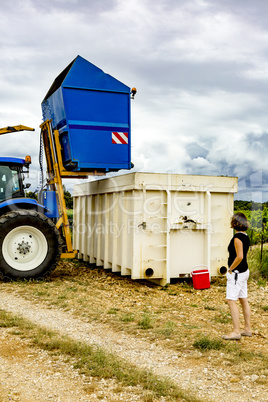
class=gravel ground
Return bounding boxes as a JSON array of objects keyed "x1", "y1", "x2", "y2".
[{"x1": 0, "y1": 289, "x2": 267, "y2": 402}]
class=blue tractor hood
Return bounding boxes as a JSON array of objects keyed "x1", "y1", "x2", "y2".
[
  {"x1": 42, "y1": 56, "x2": 132, "y2": 173},
  {"x1": 0, "y1": 198, "x2": 48, "y2": 216}
]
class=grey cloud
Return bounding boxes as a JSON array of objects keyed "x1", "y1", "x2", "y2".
[
  {"x1": 1, "y1": 0, "x2": 268, "y2": 201},
  {"x1": 244, "y1": 132, "x2": 268, "y2": 153},
  {"x1": 186, "y1": 143, "x2": 209, "y2": 159},
  {"x1": 131, "y1": 59, "x2": 268, "y2": 99},
  {"x1": 206, "y1": 0, "x2": 268, "y2": 25},
  {"x1": 20, "y1": 0, "x2": 117, "y2": 14}
]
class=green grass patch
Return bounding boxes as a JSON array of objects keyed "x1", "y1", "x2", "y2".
[
  {"x1": 66, "y1": 286, "x2": 79, "y2": 292},
  {"x1": 213, "y1": 311, "x2": 231, "y2": 324},
  {"x1": 248, "y1": 247, "x2": 268, "y2": 281},
  {"x1": 120, "y1": 313, "x2": 135, "y2": 322},
  {"x1": 257, "y1": 278, "x2": 267, "y2": 287},
  {"x1": 182, "y1": 323, "x2": 200, "y2": 329},
  {"x1": 158, "y1": 321, "x2": 177, "y2": 337},
  {"x1": 34, "y1": 290, "x2": 50, "y2": 297},
  {"x1": 138, "y1": 314, "x2": 154, "y2": 330},
  {"x1": 193, "y1": 336, "x2": 225, "y2": 351},
  {"x1": 107, "y1": 307, "x2": 120, "y2": 315},
  {"x1": 57, "y1": 293, "x2": 68, "y2": 300}
]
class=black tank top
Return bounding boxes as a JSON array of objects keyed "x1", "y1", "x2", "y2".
[{"x1": 228, "y1": 232, "x2": 250, "y2": 273}]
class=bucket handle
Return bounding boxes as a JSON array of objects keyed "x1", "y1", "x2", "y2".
[{"x1": 191, "y1": 265, "x2": 210, "y2": 280}]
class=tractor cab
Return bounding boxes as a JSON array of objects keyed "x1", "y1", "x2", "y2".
[{"x1": 0, "y1": 157, "x2": 31, "y2": 202}]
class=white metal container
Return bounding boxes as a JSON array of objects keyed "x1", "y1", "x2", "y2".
[{"x1": 73, "y1": 172, "x2": 237, "y2": 285}]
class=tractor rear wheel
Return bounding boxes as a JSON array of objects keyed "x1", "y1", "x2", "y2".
[{"x1": 0, "y1": 210, "x2": 62, "y2": 280}]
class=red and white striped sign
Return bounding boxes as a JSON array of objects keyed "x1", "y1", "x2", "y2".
[{"x1": 112, "y1": 132, "x2": 128, "y2": 144}]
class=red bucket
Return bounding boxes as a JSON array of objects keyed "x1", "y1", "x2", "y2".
[{"x1": 191, "y1": 269, "x2": 210, "y2": 290}]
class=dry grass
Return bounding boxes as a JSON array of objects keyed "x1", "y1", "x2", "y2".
[
  {"x1": 0, "y1": 309, "x2": 200, "y2": 402},
  {"x1": 1, "y1": 247, "x2": 268, "y2": 385}
]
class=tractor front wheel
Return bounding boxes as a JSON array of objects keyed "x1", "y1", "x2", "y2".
[{"x1": 0, "y1": 210, "x2": 62, "y2": 280}]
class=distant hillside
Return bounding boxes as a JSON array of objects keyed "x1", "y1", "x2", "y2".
[
  {"x1": 234, "y1": 200, "x2": 268, "y2": 211},
  {"x1": 234, "y1": 200, "x2": 268, "y2": 244}
]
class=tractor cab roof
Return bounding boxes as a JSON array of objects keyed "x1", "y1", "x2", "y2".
[{"x1": 0, "y1": 157, "x2": 26, "y2": 166}]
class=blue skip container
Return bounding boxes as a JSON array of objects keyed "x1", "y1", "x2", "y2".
[{"x1": 42, "y1": 56, "x2": 132, "y2": 173}]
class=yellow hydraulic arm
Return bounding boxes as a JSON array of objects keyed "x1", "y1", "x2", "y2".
[
  {"x1": 40, "y1": 120, "x2": 77, "y2": 259},
  {"x1": 0, "y1": 125, "x2": 35, "y2": 135},
  {"x1": 40, "y1": 120, "x2": 105, "y2": 259}
]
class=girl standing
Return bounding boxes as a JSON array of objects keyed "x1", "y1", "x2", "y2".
[{"x1": 222, "y1": 213, "x2": 252, "y2": 340}]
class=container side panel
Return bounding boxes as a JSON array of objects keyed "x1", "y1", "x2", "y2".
[
  {"x1": 73, "y1": 173, "x2": 237, "y2": 283},
  {"x1": 42, "y1": 87, "x2": 66, "y2": 129},
  {"x1": 60, "y1": 89, "x2": 130, "y2": 170},
  {"x1": 171, "y1": 191, "x2": 206, "y2": 224},
  {"x1": 89, "y1": 196, "x2": 96, "y2": 264},
  {"x1": 132, "y1": 189, "x2": 167, "y2": 280},
  {"x1": 96, "y1": 195, "x2": 102, "y2": 266},
  {"x1": 73, "y1": 197, "x2": 79, "y2": 252},
  {"x1": 76, "y1": 197, "x2": 85, "y2": 259},
  {"x1": 109, "y1": 190, "x2": 134, "y2": 275},
  {"x1": 83, "y1": 196, "x2": 91, "y2": 262},
  {"x1": 111, "y1": 193, "x2": 120, "y2": 272},
  {"x1": 107, "y1": 193, "x2": 114, "y2": 266},
  {"x1": 168, "y1": 191, "x2": 207, "y2": 277},
  {"x1": 64, "y1": 89, "x2": 129, "y2": 125},
  {"x1": 99, "y1": 194, "x2": 111, "y2": 269},
  {"x1": 92, "y1": 195, "x2": 98, "y2": 262},
  {"x1": 80, "y1": 196, "x2": 87, "y2": 258},
  {"x1": 99, "y1": 195, "x2": 105, "y2": 266},
  {"x1": 104, "y1": 193, "x2": 112, "y2": 269},
  {"x1": 170, "y1": 231, "x2": 206, "y2": 276},
  {"x1": 116, "y1": 193, "x2": 124, "y2": 270},
  {"x1": 209, "y1": 193, "x2": 234, "y2": 275},
  {"x1": 121, "y1": 190, "x2": 134, "y2": 274},
  {"x1": 63, "y1": 129, "x2": 130, "y2": 167}
]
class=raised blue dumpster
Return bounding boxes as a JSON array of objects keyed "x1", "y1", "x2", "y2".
[{"x1": 42, "y1": 56, "x2": 132, "y2": 172}]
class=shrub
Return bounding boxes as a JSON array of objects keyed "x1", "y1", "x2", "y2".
[
  {"x1": 138, "y1": 314, "x2": 154, "y2": 330},
  {"x1": 120, "y1": 313, "x2": 135, "y2": 322},
  {"x1": 193, "y1": 336, "x2": 225, "y2": 351},
  {"x1": 159, "y1": 321, "x2": 176, "y2": 337},
  {"x1": 260, "y1": 251, "x2": 268, "y2": 279}
]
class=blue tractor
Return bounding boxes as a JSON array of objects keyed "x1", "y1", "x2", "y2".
[
  {"x1": 0, "y1": 56, "x2": 134, "y2": 280},
  {"x1": 0, "y1": 126, "x2": 62, "y2": 280}
]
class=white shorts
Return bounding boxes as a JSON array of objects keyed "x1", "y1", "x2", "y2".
[{"x1": 226, "y1": 269, "x2": 249, "y2": 301}]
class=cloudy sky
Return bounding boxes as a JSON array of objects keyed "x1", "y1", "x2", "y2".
[{"x1": 1, "y1": 0, "x2": 268, "y2": 201}]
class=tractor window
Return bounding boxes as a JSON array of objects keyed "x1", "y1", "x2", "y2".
[
  {"x1": 0, "y1": 166, "x2": 21, "y2": 201},
  {"x1": 11, "y1": 169, "x2": 20, "y2": 193}
]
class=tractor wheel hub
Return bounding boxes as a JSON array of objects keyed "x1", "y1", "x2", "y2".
[{"x1": 17, "y1": 241, "x2": 31, "y2": 255}]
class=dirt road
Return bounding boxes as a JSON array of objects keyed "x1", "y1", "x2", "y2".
[{"x1": 0, "y1": 262, "x2": 267, "y2": 401}]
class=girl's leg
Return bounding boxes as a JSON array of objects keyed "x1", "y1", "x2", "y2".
[
  {"x1": 227, "y1": 299, "x2": 240, "y2": 334},
  {"x1": 239, "y1": 298, "x2": 251, "y2": 332}
]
